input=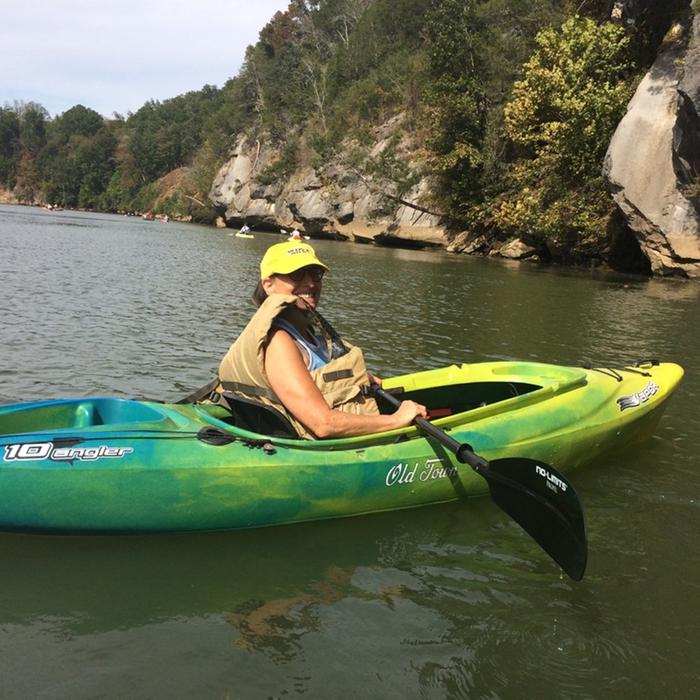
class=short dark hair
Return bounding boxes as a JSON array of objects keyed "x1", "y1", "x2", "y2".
[{"x1": 252, "y1": 281, "x2": 267, "y2": 307}]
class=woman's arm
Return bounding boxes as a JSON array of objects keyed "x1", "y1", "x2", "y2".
[{"x1": 264, "y1": 328, "x2": 426, "y2": 438}]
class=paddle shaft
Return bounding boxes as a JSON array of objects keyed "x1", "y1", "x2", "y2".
[{"x1": 375, "y1": 387, "x2": 485, "y2": 468}]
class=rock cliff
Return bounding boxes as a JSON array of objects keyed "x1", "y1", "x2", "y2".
[
  {"x1": 209, "y1": 115, "x2": 447, "y2": 248},
  {"x1": 604, "y1": 5, "x2": 700, "y2": 278}
]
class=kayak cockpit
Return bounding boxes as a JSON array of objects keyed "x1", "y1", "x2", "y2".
[
  {"x1": 389, "y1": 379, "x2": 542, "y2": 417},
  {"x1": 192, "y1": 378, "x2": 548, "y2": 442},
  {"x1": 381, "y1": 362, "x2": 588, "y2": 426},
  {"x1": 192, "y1": 362, "x2": 589, "y2": 447}
]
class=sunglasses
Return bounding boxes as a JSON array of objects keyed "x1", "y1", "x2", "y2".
[{"x1": 281, "y1": 266, "x2": 326, "y2": 282}]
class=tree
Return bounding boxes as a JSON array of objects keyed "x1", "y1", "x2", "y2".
[
  {"x1": 423, "y1": 0, "x2": 485, "y2": 216},
  {"x1": 489, "y1": 16, "x2": 633, "y2": 253},
  {"x1": 14, "y1": 151, "x2": 42, "y2": 203},
  {"x1": 126, "y1": 88, "x2": 223, "y2": 182},
  {"x1": 13, "y1": 102, "x2": 48, "y2": 202},
  {"x1": 53, "y1": 105, "x2": 104, "y2": 139},
  {"x1": 17, "y1": 102, "x2": 48, "y2": 155},
  {"x1": 0, "y1": 108, "x2": 20, "y2": 188}
]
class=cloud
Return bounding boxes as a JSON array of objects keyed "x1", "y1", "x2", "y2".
[{"x1": 1, "y1": 0, "x2": 289, "y2": 117}]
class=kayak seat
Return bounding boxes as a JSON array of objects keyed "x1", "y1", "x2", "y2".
[{"x1": 218, "y1": 392, "x2": 299, "y2": 438}]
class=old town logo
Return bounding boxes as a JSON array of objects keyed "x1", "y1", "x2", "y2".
[{"x1": 385, "y1": 458, "x2": 458, "y2": 486}]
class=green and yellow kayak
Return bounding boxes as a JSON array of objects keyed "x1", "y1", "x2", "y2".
[{"x1": 0, "y1": 360, "x2": 683, "y2": 533}]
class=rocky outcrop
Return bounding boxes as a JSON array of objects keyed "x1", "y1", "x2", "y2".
[
  {"x1": 446, "y1": 231, "x2": 538, "y2": 262},
  {"x1": 0, "y1": 188, "x2": 20, "y2": 205},
  {"x1": 210, "y1": 3, "x2": 700, "y2": 277},
  {"x1": 209, "y1": 117, "x2": 448, "y2": 248},
  {"x1": 604, "y1": 8, "x2": 700, "y2": 278}
]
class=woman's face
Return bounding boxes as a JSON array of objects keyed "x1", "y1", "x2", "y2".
[{"x1": 261, "y1": 265, "x2": 325, "y2": 309}]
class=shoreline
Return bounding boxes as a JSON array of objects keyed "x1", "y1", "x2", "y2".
[{"x1": 1, "y1": 200, "x2": 688, "y2": 282}]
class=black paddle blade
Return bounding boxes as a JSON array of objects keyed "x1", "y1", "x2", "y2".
[{"x1": 483, "y1": 458, "x2": 587, "y2": 581}]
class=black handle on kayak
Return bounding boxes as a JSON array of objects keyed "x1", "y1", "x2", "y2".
[{"x1": 374, "y1": 385, "x2": 588, "y2": 581}]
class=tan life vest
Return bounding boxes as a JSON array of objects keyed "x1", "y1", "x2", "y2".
[{"x1": 216, "y1": 294, "x2": 379, "y2": 438}]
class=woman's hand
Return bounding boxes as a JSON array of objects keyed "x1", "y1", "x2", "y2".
[{"x1": 390, "y1": 399, "x2": 428, "y2": 429}]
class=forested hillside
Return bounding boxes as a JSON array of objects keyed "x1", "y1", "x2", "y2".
[{"x1": 0, "y1": 0, "x2": 688, "y2": 266}]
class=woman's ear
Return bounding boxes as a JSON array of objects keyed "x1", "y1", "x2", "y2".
[{"x1": 261, "y1": 276, "x2": 276, "y2": 295}]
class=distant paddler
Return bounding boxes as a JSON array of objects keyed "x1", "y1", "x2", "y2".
[{"x1": 235, "y1": 224, "x2": 254, "y2": 239}]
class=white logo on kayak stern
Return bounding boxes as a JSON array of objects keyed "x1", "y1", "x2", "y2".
[{"x1": 3, "y1": 441, "x2": 134, "y2": 462}]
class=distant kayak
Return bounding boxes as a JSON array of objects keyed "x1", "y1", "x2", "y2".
[
  {"x1": 235, "y1": 232, "x2": 254, "y2": 239},
  {"x1": 0, "y1": 359, "x2": 683, "y2": 534},
  {"x1": 284, "y1": 228, "x2": 310, "y2": 240}
]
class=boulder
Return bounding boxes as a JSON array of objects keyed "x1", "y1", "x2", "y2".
[
  {"x1": 498, "y1": 239, "x2": 537, "y2": 260},
  {"x1": 446, "y1": 231, "x2": 492, "y2": 255},
  {"x1": 604, "y1": 12, "x2": 700, "y2": 277}
]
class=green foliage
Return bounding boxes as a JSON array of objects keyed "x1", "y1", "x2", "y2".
[
  {"x1": 241, "y1": 2, "x2": 338, "y2": 140},
  {"x1": 18, "y1": 102, "x2": 49, "y2": 155},
  {"x1": 100, "y1": 169, "x2": 132, "y2": 212},
  {"x1": 127, "y1": 86, "x2": 223, "y2": 182},
  {"x1": 0, "y1": 108, "x2": 21, "y2": 188},
  {"x1": 485, "y1": 16, "x2": 634, "y2": 252},
  {"x1": 325, "y1": 0, "x2": 429, "y2": 99},
  {"x1": 326, "y1": 49, "x2": 418, "y2": 141},
  {"x1": 8, "y1": 103, "x2": 49, "y2": 202},
  {"x1": 40, "y1": 106, "x2": 117, "y2": 207},
  {"x1": 504, "y1": 17, "x2": 631, "y2": 163},
  {"x1": 257, "y1": 138, "x2": 300, "y2": 185},
  {"x1": 422, "y1": 0, "x2": 485, "y2": 215},
  {"x1": 365, "y1": 133, "x2": 422, "y2": 216},
  {"x1": 130, "y1": 182, "x2": 160, "y2": 213},
  {"x1": 471, "y1": 0, "x2": 575, "y2": 191},
  {"x1": 207, "y1": 0, "x2": 431, "y2": 156},
  {"x1": 53, "y1": 105, "x2": 104, "y2": 139}
]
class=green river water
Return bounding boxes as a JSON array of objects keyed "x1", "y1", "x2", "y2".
[{"x1": 0, "y1": 204, "x2": 698, "y2": 698}]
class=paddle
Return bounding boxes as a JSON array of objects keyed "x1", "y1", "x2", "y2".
[{"x1": 374, "y1": 386, "x2": 588, "y2": 581}]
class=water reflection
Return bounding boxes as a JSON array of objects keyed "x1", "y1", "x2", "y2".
[{"x1": 0, "y1": 499, "x2": 601, "y2": 696}]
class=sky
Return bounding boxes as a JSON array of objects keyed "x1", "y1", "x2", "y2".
[{"x1": 1, "y1": 0, "x2": 291, "y2": 118}]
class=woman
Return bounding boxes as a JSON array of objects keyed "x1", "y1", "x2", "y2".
[{"x1": 216, "y1": 240, "x2": 427, "y2": 438}]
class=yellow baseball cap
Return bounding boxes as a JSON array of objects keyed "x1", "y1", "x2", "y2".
[{"x1": 259, "y1": 240, "x2": 329, "y2": 279}]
